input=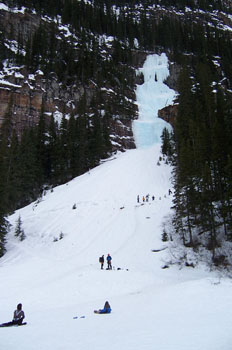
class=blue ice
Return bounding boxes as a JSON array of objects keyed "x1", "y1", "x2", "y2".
[{"x1": 133, "y1": 53, "x2": 176, "y2": 148}]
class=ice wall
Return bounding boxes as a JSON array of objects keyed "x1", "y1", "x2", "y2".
[{"x1": 133, "y1": 53, "x2": 176, "y2": 148}]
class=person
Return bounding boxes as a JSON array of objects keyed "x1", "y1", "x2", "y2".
[
  {"x1": 99, "y1": 255, "x2": 104, "y2": 269},
  {"x1": 137, "y1": 195, "x2": 139, "y2": 203},
  {"x1": 169, "y1": 189, "x2": 172, "y2": 195},
  {"x1": 94, "y1": 301, "x2": 111, "y2": 314},
  {"x1": 106, "y1": 254, "x2": 112, "y2": 270},
  {"x1": 0, "y1": 303, "x2": 25, "y2": 327}
]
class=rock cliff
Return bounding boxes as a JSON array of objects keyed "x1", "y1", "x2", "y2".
[{"x1": 0, "y1": 6, "x2": 179, "y2": 151}]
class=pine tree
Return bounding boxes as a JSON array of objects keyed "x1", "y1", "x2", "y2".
[
  {"x1": 161, "y1": 127, "x2": 174, "y2": 161},
  {"x1": 47, "y1": 114, "x2": 60, "y2": 184},
  {"x1": 58, "y1": 114, "x2": 69, "y2": 182},
  {"x1": 15, "y1": 215, "x2": 26, "y2": 241},
  {"x1": 67, "y1": 114, "x2": 79, "y2": 179},
  {"x1": 0, "y1": 97, "x2": 14, "y2": 213},
  {"x1": 0, "y1": 213, "x2": 8, "y2": 257},
  {"x1": 36, "y1": 108, "x2": 50, "y2": 184},
  {"x1": 17, "y1": 128, "x2": 40, "y2": 207},
  {"x1": 5, "y1": 130, "x2": 21, "y2": 212}
]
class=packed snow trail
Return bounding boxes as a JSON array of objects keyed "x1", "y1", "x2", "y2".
[{"x1": 0, "y1": 54, "x2": 232, "y2": 350}]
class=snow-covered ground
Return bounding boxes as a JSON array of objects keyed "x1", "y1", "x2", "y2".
[{"x1": 0, "y1": 54, "x2": 232, "y2": 350}]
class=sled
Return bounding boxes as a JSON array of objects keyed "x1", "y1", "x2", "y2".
[
  {"x1": 94, "y1": 310, "x2": 111, "y2": 314},
  {"x1": 0, "y1": 322, "x2": 27, "y2": 328}
]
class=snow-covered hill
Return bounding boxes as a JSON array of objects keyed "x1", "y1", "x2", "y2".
[{"x1": 0, "y1": 54, "x2": 231, "y2": 350}]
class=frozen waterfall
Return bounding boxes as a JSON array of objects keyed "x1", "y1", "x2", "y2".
[{"x1": 133, "y1": 53, "x2": 176, "y2": 148}]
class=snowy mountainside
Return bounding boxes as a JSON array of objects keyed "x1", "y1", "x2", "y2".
[
  {"x1": 0, "y1": 53, "x2": 232, "y2": 350},
  {"x1": 1, "y1": 144, "x2": 232, "y2": 350}
]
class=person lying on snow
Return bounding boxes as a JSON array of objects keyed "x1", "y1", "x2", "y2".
[
  {"x1": 0, "y1": 303, "x2": 25, "y2": 327},
  {"x1": 94, "y1": 301, "x2": 111, "y2": 314}
]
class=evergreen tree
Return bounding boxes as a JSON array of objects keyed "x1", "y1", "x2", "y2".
[
  {"x1": 17, "y1": 128, "x2": 40, "y2": 207},
  {"x1": 5, "y1": 130, "x2": 21, "y2": 212},
  {"x1": 0, "y1": 97, "x2": 14, "y2": 213},
  {"x1": 67, "y1": 114, "x2": 79, "y2": 179},
  {"x1": 36, "y1": 108, "x2": 50, "y2": 184},
  {"x1": 58, "y1": 114, "x2": 69, "y2": 182},
  {"x1": 15, "y1": 215, "x2": 26, "y2": 241},
  {"x1": 161, "y1": 127, "x2": 174, "y2": 161},
  {"x1": 47, "y1": 114, "x2": 60, "y2": 184},
  {"x1": 0, "y1": 213, "x2": 8, "y2": 257}
]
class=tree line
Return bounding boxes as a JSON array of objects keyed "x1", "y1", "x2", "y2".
[
  {"x1": 161, "y1": 61, "x2": 232, "y2": 266},
  {"x1": 0, "y1": 96, "x2": 112, "y2": 255}
]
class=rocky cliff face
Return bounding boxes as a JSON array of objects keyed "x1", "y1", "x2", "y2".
[
  {"x1": 0, "y1": 6, "x2": 179, "y2": 151},
  {"x1": 0, "y1": 7, "x2": 139, "y2": 151},
  {"x1": 0, "y1": 63, "x2": 140, "y2": 150},
  {"x1": 158, "y1": 104, "x2": 178, "y2": 127}
]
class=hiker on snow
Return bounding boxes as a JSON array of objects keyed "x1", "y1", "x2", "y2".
[
  {"x1": 99, "y1": 255, "x2": 104, "y2": 269},
  {"x1": 107, "y1": 254, "x2": 112, "y2": 270},
  {"x1": 95, "y1": 301, "x2": 111, "y2": 314},
  {"x1": 0, "y1": 303, "x2": 25, "y2": 327}
]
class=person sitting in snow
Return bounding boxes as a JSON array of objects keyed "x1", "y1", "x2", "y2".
[
  {"x1": 0, "y1": 303, "x2": 25, "y2": 327},
  {"x1": 94, "y1": 301, "x2": 111, "y2": 314},
  {"x1": 106, "y1": 254, "x2": 112, "y2": 270}
]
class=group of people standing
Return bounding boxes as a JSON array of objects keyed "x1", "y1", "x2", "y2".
[
  {"x1": 137, "y1": 194, "x2": 154, "y2": 203},
  {"x1": 137, "y1": 189, "x2": 172, "y2": 203},
  {"x1": 99, "y1": 254, "x2": 112, "y2": 270}
]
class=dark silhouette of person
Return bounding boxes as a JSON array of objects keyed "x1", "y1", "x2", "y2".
[{"x1": 99, "y1": 255, "x2": 104, "y2": 269}]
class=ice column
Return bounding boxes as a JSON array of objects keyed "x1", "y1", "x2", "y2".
[{"x1": 133, "y1": 53, "x2": 176, "y2": 148}]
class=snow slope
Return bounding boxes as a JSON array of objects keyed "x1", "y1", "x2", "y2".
[{"x1": 0, "y1": 54, "x2": 232, "y2": 350}]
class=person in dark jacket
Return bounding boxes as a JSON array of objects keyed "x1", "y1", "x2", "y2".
[
  {"x1": 0, "y1": 303, "x2": 25, "y2": 327},
  {"x1": 94, "y1": 301, "x2": 111, "y2": 314},
  {"x1": 99, "y1": 255, "x2": 104, "y2": 269}
]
